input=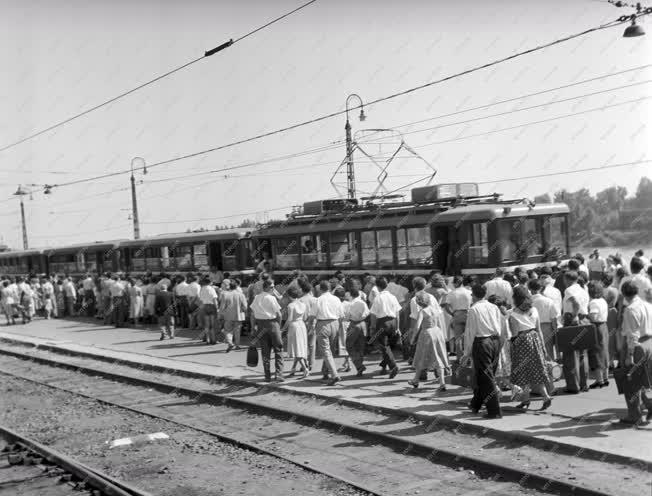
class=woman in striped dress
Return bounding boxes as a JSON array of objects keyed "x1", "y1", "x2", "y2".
[{"x1": 509, "y1": 286, "x2": 552, "y2": 411}]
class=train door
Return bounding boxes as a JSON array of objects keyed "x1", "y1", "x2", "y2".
[
  {"x1": 432, "y1": 226, "x2": 449, "y2": 274},
  {"x1": 208, "y1": 241, "x2": 223, "y2": 271}
]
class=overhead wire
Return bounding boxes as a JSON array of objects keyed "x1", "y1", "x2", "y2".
[
  {"x1": 42, "y1": 13, "x2": 643, "y2": 192},
  {"x1": 0, "y1": 0, "x2": 320, "y2": 155}
]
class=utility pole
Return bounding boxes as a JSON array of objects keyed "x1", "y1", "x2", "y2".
[
  {"x1": 130, "y1": 157, "x2": 146, "y2": 240},
  {"x1": 13, "y1": 185, "x2": 28, "y2": 249},
  {"x1": 344, "y1": 94, "x2": 366, "y2": 200}
]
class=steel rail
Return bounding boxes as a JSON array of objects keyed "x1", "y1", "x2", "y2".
[
  {"x1": 0, "y1": 345, "x2": 622, "y2": 496},
  {"x1": 0, "y1": 424, "x2": 151, "y2": 496},
  {"x1": 1, "y1": 335, "x2": 642, "y2": 471},
  {"x1": 0, "y1": 361, "x2": 385, "y2": 496}
]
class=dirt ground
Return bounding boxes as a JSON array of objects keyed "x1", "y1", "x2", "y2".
[{"x1": 0, "y1": 376, "x2": 368, "y2": 496}]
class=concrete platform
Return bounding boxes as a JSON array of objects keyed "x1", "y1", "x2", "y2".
[{"x1": 1, "y1": 317, "x2": 650, "y2": 466}]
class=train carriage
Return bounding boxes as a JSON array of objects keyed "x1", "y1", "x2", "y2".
[
  {"x1": 252, "y1": 183, "x2": 570, "y2": 280},
  {"x1": 0, "y1": 248, "x2": 47, "y2": 277},
  {"x1": 45, "y1": 240, "x2": 125, "y2": 276},
  {"x1": 119, "y1": 229, "x2": 255, "y2": 277}
]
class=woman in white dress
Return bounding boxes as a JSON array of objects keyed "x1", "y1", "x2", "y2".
[
  {"x1": 408, "y1": 292, "x2": 450, "y2": 392},
  {"x1": 283, "y1": 286, "x2": 309, "y2": 378},
  {"x1": 128, "y1": 278, "x2": 143, "y2": 325}
]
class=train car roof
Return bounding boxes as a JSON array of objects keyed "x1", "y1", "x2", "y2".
[
  {"x1": 119, "y1": 229, "x2": 251, "y2": 247},
  {"x1": 430, "y1": 202, "x2": 569, "y2": 223},
  {"x1": 0, "y1": 248, "x2": 46, "y2": 258},
  {"x1": 44, "y1": 239, "x2": 127, "y2": 255},
  {"x1": 254, "y1": 202, "x2": 569, "y2": 237}
]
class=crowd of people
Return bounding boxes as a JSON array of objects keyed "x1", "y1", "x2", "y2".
[{"x1": 1, "y1": 248, "x2": 651, "y2": 424}]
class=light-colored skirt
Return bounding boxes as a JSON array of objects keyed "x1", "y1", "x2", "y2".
[
  {"x1": 130, "y1": 296, "x2": 143, "y2": 319},
  {"x1": 287, "y1": 320, "x2": 308, "y2": 359},
  {"x1": 413, "y1": 325, "x2": 449, "y2": 371},
  {"x1": 338, "y1": 320, "x2": 349, "y2": 357},
  {"x1": 144, "y1": 294, "x2": 156, "y2": 316}
]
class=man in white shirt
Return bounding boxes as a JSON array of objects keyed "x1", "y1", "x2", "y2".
[
  {"x1": 344, "y1": 287, "x2": 370, "y2": 377},
  {"x1": 251, "y1": 279, "x2": 284, "y2": 382},
  {"x1": 81, "y1": 273, "x2": 95, "y2": 317},
  {"x1": 174, "y1": 275, "x2": 190, "y2": 329},
  {"x1": 109, "y1": 275, "x2": 126, "y2": 328},
  {"x1": 561, "y1": 271, "x2": 590, "y2": 393},
  {"x1": 529, "y1": 279, "x2": 559, "y2": 359},
  {"x1": 443, "y1": 276, "x2": 472, "y2": 363},
  {"x1": 387, "y1": 275, "x2": 409, "y2": 305},
  {"x1": 364, "y1": 275, "x2": 379, "y2": 306},
  {"x1": 60, "y1": 277, "x2": 77, "y2": 317},
  {"x1": 620, "y1": 257, "x2": 652, "y2": 303},
  {"x1": 461, "y1": 284, "x2": 503, "y2": 419},
  {"x1": 219, "y1": 279, "x2": 248, "y2": 351},
  {"x1": 187, "y1": 275, "x2": 202, "y2": 330},
  {"x1": 587, "y1": 250, "x2": 607, "y2": 281},
  {"x1": 313, "y1": 280, "x2": 345, "y2": 385},
  {"x1": 540, "y1": 273, "x2": 563, "y2": 326},
  {"x1": 484, "y1": 269, "x2": 513, "y2": 305},
  {"x1": 620, "y1": 281, "x2": 652, "y2": 425},
  {"x1": 198, "y1": 277, "x2": 219, "y2": 344},
  {"x1": 369, "y1": 277, "x2": 402, "y2": 379}
]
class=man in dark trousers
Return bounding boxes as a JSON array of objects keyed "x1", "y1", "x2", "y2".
[
  {"x1": 155, "y1": 283, "x2": 176, "y2": 340},
  {"x1": 462, "y1": 284, "x2": 504, "y2": 419}
]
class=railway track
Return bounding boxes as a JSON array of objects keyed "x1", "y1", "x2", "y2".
[
  {"x1": 0, "y1": 424, "x2": 151, "y2": 496},
  {"x1": 0, "y1": 342, "x2": 646, "y2": 496}
]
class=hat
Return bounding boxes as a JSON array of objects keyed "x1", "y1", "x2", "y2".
[{"x1": 222, "y1": 278, "x2": 231, "y2": 286}]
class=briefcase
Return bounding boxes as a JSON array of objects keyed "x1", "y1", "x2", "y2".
[
  {"x1": 452, "y1": 362, "x2": 475, "y2": 389},
  {"x1": 555, "y1": 324, "x2": 598, "y2": 351},
  {"x1": 246, "y1": 346, "x2": 259, "y2": 368},
  {"x1": 613, "y1": 367, "x2": 627, "y2": 395}
]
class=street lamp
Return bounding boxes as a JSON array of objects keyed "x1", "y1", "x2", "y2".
[
  {"x1": 130, "y1": 157, "x2": 145, "y2": 240},
  {"x1": 13, "y1": 185, "x2": 29, "y2": 249},
  {"x1": 623, "y1": 15, "x2": 645, "y2": 37},
  {"x1": 344, "y1": 94, "x2": 366, "y2": 200}
]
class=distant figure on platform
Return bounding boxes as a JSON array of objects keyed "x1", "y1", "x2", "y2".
[
  {"x1": 408, "y1": 292, "x2": 449, "y2": 392},
  {"x1": 462, "y1": 284, "x2": 504, "y2": 419},
  {"x1": 313, "y1": 280, "x2": 345, "y2": 385},
  {"x1": 344, "y1": 288, "x2": 370, "y2": 377},
  {"x1": 155, "y1": 283, "x2": 175, "y2": 340},
  {"x1": 283, "y1": 286, "x2": 309, "y2": 378},
  {"x1": 220, "y1": 279, "x2": 247, "y2": 352},
  {"x1": 587, "y1": 250, "x2": 606, "y2": 281},
  {"x1": 251, "y1": 279, "x2": 284, "y2": 383},
  {"x1": 619, "y1": 281, "x2": 652, "y2": 426},
  {"x1": 369, "y1": 277, "x2": 402, "y2": 379}
]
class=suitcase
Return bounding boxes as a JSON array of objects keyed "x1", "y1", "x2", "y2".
[{"x1": 555, "y1": 324, "x2": 598, "y2": 351}]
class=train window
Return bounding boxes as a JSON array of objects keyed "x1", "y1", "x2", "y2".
[
  {"x1": 131, "y1": 247, "x2": 146, "y2": 271},
  {"x1": 175, "y1": 245, "x2": 193, "y2": 270},
  {"x1": 361, "y1": 231, "x2": 376, "y2": 266},
  {"x1": 548, "y1": 216, "x2": 568, "y2": 256},
  {"x1": 397, "y1": 227, "x2": 431, "y2": 265},
  {"x1": 497, "y1": 220, "x2": 521, "y2": 262},
  {"x1": 522, "y1": 218, "x2": 544, "y2": 257},
  {"x1": 222, "y1": 240, "x2": 239, "y2": 271},
  {"x1": 377, "y1": 230, "x2": 393, "y2": 266},
  {"x1": 241, "y1": 239, "x2": 256, "y2": 269},
  {"x1": 300, "y1": 234, "x2": 326, "y2": 268},
  {"x1": 468, "y1": 223, "x2": 489, "y2": 265},
  {"x1": 330, "y1": 232, "x2": 358, "y2": 267},
  {"x1": 193, "y1": 244, "x2": 208, "y2": 269},
  {"x1": 273, "y1": 237, "x2": 299, "y2": 270}
]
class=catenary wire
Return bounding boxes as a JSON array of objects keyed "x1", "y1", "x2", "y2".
[
  {"x1": 42, "y1": 14, "x2": 642, "y2": 192},
  {"x1": 0, "y1": 0, "x2": 320, "y2": 155}
]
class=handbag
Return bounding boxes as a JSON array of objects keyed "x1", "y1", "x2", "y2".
[
  {"x1": 555, "y1": 324, "x2": 598, "y2": 351},
  {"x1": 246, "y1": 345, "x2": 259, "y2": 367}
]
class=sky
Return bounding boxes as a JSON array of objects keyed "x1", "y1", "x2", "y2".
[{"x1": 0, "y1": 0, "x2": 651, "y2": 249}]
